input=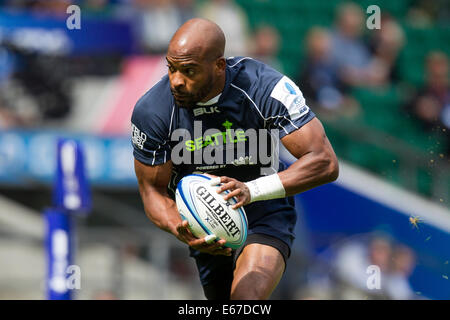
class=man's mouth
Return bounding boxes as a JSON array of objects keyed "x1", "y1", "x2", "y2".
[
  {"x1": 172, "y1": 91, "x2": 190, "y2": 100},
  {"x1": 174, "y1": 95, "x2": 187, "y2": 100},
  {"x1": 172, "y1": 92, "x2": 195, "y2": 108}
]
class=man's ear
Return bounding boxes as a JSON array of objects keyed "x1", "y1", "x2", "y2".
[{"x1": 215, "y1": 57, "x2": 226, "y2": 73}]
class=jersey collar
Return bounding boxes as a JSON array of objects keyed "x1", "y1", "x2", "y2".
[{"x1": 197, "y1": 93, "x2": 221, "y2": 106}]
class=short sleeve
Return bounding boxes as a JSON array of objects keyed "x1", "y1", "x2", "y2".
[
  {"x1": 131, "y1": 90, "x2": 172, "y2": 166},
  {"x1": 259, "y1": 75, "x2": 316, "y2": 139}
]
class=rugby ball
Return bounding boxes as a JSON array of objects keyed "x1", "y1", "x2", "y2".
[{"x1": 175, "y1": 174, "x2": 248, "y2": 249}]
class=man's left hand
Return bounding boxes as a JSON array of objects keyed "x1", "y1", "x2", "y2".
[{"x1": 211, "y1": 176, "x2": 251, "y2": 209}]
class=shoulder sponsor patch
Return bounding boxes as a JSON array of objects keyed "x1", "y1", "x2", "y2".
[
  {"x1": 131, "y1": 123, "x2": 147, "y2": 150},
  {"x1": 270, "y1": 76, "x2": 307, "y2": 120}
]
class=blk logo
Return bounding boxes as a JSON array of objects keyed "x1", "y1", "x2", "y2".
[{"x1": 193, "y1": 106, "x2": 220, "y2": 117}]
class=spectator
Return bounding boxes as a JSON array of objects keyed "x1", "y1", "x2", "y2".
[
  {"x1": 175, "y1": 0, "x2": 196, "y2": 24},
  {"x1": 298, "y1": 27, "x2": 359, "y2": 117},
  {"x1": 305, "y1": 232, "x2": 423, "y2": 300},
  {"x1": 198, "y1": 0, "x2": 251, "y2": 57},
  {"x1": 384, "y1": 244, "x2": 417, "y2": 300},
  {"x1": 368, "y1": 15, "x2": 406, "y2": 87},
  {"x1": 407, "y1": 0, "x2": 450, "y2": 27},
  {"x1": 136, "y1": 0, "x2": 185, "y2": 54},
  {"x1": 250, "y1": 24, "x2": 283, "y2": 72},
  {"x1": 0, "y1": 99, "x2": 29, "y2": 128},
  {"x1": 0, "y1": 39, "x2": 72, "y2": 126},
  {"x1": 332, "y1": 235, "x2": 393, "y2": 299},
  {"x1": 330, "y1": 2, "x2": 370, "y2": 86},
  {"x1": 406, "y1": 51, "x2": 450, "y2": 154},
  {"x1": 330, "y1": 2, "x2": 387, "y2": 89}
]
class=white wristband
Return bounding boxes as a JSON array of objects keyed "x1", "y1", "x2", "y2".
[{"x1": 245, "y1": 174, "x2": 286, "y2": 203}]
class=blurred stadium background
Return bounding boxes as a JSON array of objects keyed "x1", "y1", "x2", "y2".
[{"x1": 0, "y1": 0, "x2": 449, "y2": 300}]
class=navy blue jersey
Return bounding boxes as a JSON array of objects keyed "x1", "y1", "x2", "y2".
[{"x1": 131, "y1": 57, "x2": 315, "y2": 246}]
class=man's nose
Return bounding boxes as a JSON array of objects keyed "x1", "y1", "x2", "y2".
[{"x1": 171, "y1": 71, "x2": 186, "y2": 90}]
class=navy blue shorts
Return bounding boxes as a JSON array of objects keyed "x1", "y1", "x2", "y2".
[{"x1": 189, "y1": 196, "x2": 297, "y2": 300}]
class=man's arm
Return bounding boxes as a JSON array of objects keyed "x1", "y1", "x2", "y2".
[
  {"x1": 278, "y1": 117, "x2": 339, "y2": 195},
  {"x1": 134, "y1": 159, "x2": 179, "y2": 235},
  {"x1": 134, "y1": 159, "x2": 231, "y2": 256},
  {"x1": 217, "y1": 117, "x2": 339, "y2": 206}
]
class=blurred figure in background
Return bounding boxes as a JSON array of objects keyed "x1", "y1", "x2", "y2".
[
  {"x1": 406, "y1": 51, "x2": 450, "y2": 155},
  {"x1": 368, "y1": 15, "x2": 406, "y2": 88},
  {"x1": 407, "y1": 0, "x2": 450, "y2": 27},
  {"x1": 330, "y1": 2, "x2": 387, "y2": 89},
  {"x1": 333, "y1": 235, "x2": 392, "y2": 299},
  {"x1": 115, "y1": 0, "x2": 195, "y2": 53},
  {"x1": 0, "y1": 42, "x2": 23, "y2": 128},
  {"x1": 250, "y1": 24, "x2": 283, "y2": 72},
  {"x1": 175, "y1": 0, "x2": 196, "y2": 23},
  {"x1": 135, "y1": 0, "x2": 186, "y2": 54},
  {"x1": 384, "y1": 244, "x2": 417, "y2": 300},
  {"x1": 198, "y1": 0, "x2": 251, "y2": 57},
  {"x1": 0, "y1": 41, "x2": 72, "y2": 127},
  {"x1": 330, "y1": 234, "x2": 421, "y2": 300},
  {"x1": 330, "y1": 2, "x2": 371, "y2": 87},
  {"x1": 298, "y1": 27, "x2": 359, "y2": 118}
]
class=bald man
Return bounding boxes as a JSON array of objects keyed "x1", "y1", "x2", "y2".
[{"x1": 132, "y1": 18, "x2": 338, "y2": 300}]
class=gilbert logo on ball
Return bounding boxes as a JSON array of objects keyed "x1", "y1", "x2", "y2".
[{"x1": 175, "y1": 174, "x2": 248, "y2": 249}]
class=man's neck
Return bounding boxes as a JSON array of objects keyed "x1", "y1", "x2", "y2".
[{"x1": 200, "y1": 73, "x2": 226, "y2": 103}]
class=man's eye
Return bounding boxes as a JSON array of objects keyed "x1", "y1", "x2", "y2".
[
  {"x1": 167, "y1": 65, "x2": 175, "y2": 73},
  {"x1": 186, "y1": 69, "x2": 195, "y2": 76}
]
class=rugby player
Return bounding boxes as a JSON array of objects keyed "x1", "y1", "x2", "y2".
[{"x1": 132, "y1": 18, "x2": 339, "y2": 300}]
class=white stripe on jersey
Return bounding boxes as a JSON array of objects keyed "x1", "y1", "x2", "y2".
[
  {"x1": 227, "y1": 57, "x2": 253, "y2": 68},
  {"x1": 168, "y1": 103, "x2": 175, "y2": 138},
  {"x1": 230, "y1": 83, "x2": 297, "y2": 135}
]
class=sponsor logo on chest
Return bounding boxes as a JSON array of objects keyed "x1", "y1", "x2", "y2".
[{"x1": 193, "y1": 106, "x2": 220, "y2": 117}]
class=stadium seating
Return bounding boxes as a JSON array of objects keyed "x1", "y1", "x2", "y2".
[{"x1": 235, "y1": 0, "x2": 449, "y2": 202}]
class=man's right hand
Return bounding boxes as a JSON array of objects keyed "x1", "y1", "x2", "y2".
[
  {"x1": 134, "y1": 159, "x2": 232, "y2": 257},
  {"x1": 176, "y1": 220, "x2": 232, "y2": 256}
]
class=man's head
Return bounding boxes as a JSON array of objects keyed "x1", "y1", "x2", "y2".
[
  {"x1": 426, "y1": 51, "x2": 448, "y2": 89},
  {"x1": 166, "y1": 18, "x2": 227, "y2": 108},
  {"x1": 369, "y1": 237, "x2": 392, "y2": 271},
  {"x1": 306, "y1": 27, "x2": 331, "y2": 61},
  {"x1": 336, "y1": 2, "x2": 364, "y2": 39}
]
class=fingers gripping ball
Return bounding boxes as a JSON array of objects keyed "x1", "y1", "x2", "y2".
[{"x1": 175, "y1": 174, "x2": 248, "y2": 249}]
